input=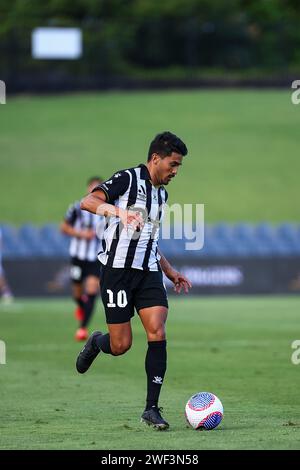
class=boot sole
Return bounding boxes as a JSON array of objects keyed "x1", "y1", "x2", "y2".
[{"x1": 140, "y1": 418, "x2": 169, "y2": 430}]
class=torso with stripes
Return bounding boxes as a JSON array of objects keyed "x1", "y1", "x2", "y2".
[
  {"x1": 94, "y1": 164, "x2": 168, "y2": 271},
  {"x1": 64, "y1": 202, "x2": 106, "y2": 262}
]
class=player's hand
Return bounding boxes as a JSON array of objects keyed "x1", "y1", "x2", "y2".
[
  {"x1": 120, "y1": 210, "x2": 144, "y2": 232},
  {"x1": 168, "y1": 270, "x2": 192, "y2": 294},
  {"x1": 80, "y1": 229, "x2": 96, "y2": 240}
]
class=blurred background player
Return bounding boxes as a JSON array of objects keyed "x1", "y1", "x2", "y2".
[
  {"x1": 0, "y1": 228, "x2": 14, "y2": 304},
  {"x1": 61, "y1": 177, "x2": 106, "y2": 341}
]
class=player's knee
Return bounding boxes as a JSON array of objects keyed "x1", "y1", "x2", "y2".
[
  {"x1": 111, "y1": 340, "x2": 132, "y2": 356},
  {"x1": 86, "y1": 290, "x2": 98, "y2": 297},
  {"x1": 85, "y1": 283, "x2": 99, "y2": 296},
  {"x1": 85, "y1": 287, "x2": 98, "y2": 296},
  {"x1": 85, "y1": 277, "x2": 99, "y2": 295},
  {"x1": 147, "y1": 326, "x2": 166, "y2": 342}
]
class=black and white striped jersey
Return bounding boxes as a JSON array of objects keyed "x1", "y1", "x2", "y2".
[
  {"x1": 93, "y1": 164, "x2": 168, "y2": 271},
  {"x1": 64, "y1": 202, "x2": 106, "y2": 262}
]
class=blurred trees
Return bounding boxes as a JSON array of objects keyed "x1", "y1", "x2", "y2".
[{"x1": 1, "y1": 0, "x2": 300, "y2": 82}]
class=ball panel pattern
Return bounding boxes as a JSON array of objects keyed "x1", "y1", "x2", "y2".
[
  {"x1": 188, "y1": 392, "x2": 215, "y2": 411},
  {"x1": 197, "y1": 411, "x2": 223, "y2": 430}
]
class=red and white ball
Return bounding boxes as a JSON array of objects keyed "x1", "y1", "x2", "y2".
[{"x1": 185, "y1": 392, "x2": 223, "y2": 430}]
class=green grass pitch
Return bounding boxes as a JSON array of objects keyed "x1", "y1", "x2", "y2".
[
  {"x1": 1, "y1": 296, "x2": 300, "y2": 450},
  {"x1": 0, "y1": 90, "x2": 299, "y2": 224}
]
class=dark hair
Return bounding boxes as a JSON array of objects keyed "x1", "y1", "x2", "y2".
[
  {"x1": 147, "y1": 131, "x2": 188, "y2": 162},
  {"x1": 87, "y1": 176, "x2": 102, "y2": 185}
]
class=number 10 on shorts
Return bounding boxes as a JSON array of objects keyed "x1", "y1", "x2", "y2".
[{"x1": 107, "y1": 289, "x2": 128, "y2": 308}]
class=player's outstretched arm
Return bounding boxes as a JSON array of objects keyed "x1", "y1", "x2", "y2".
[
  {"x1": 158, "y1": 248, "x2": 192, "y2": 294},
  {"x1": 60, "y1": 220, "x2": 95, "y2": 240},
  {"x1": 80, "y1": 190, "x2": 113, "y2": 216},
  {"x1": 80, "y1": 190, "x2": 144, "y2": 230}
]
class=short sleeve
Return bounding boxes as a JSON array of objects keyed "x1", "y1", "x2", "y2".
[
  {"x1": 64, "y1": 202, "x2": 79, "y2": 225},
  {"x1": 92, "y1": 170, "x2": 130, "y2": 203}
]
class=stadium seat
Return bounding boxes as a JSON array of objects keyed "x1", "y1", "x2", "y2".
[
  {"x1": 2, "y1": 223, "x2": 300, "y2": 259},
  {"x1": 0, "y1": 224, "x2": 30, "y2": 258},
  {"x1": 255, "y1": 223, "x2": 274, "y2": 236},
  {"x1": 255, "y1": 242, "x2": 275, "y2": 257},
  {"x1": 276, "y1": 223, "x2": 298, "y2": 244},
  {"x1": 231, "y1": 241, "x2": 253, "y2": 257},
  {"x1": 18, "y1": 224, "x2": 44, "y2": 256},
  {"x1": 232, "y1": 223, "x2": 254, "y2": 242},
  {"x1": 209, "y1": 241, "x2": 234, "y2": 257},
  {"x1": 1, "y1": 224, "x2": 16, "y2": 241},
  {"x1": 39, "y1": 224, "x2": 69, "y2": 256},
  {"x1": 212, "y1": 223, "x2": 233, "y2": 242},
  {"x1": 274, "y1": 241, "x2": 295, "y2": 256},
  {"x1": 196, "y1": 239, "x2": 216, "y2": 257}
]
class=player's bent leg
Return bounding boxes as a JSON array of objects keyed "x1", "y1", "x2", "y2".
[
  {"x1": 72, "y1": 284, "x2": 89, "y2": 340},
  {"x1": 72, "y1": 283, "x2": 83, "y2": 308},
  {"x1": 72, "y1": 283, "x2": 89, "y2": 340},
  {"x1": 85, "y1": 275, "x2": 99, "y2": 296},
  {"x1": 80, "y1": 275, "x2": 99, "y2": 328},
  {"x1": 107, "y1": 322, "x2": 132, "y2": 356},
  {"x1": 139, "y1": 306, "x2": 169, "y2": 430},
  {"x1": 72, "y1": 283, "x2": 85, "y2": 322},
  {"x1": 90, "y1": 321, "x2": 132, "y2": 356},
  {"x1": 76, "y1": 322, "x2": 132, "y2": 374}
]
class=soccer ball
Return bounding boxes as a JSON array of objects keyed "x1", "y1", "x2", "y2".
[{"x1": 185, "y1": 392, "x2": 223, "y2": 430}]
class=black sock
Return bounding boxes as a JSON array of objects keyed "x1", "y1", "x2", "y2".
[
  {"x1": 80, "y1": 294, "x2": 96, "y2": 328},
  {"x1": 93, "y1": 333, "x2": 113, "y2": 355},
  {"x1": 74, "y1": 296, "x2": 84, "y2": 309},
  {"x1": 145, "y1": 340, "x2": 167, "y2": 410}
]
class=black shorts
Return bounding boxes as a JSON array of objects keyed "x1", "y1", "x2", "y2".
[
  {"x1": 70, "y1": 257, "x2": 100, "y2": 284},
  {"x1": 100, "y1": 265, "x2": 168, "y2": 324}
]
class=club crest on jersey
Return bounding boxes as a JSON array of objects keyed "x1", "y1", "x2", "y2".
[{"x1": 137, "y1": 185, "x2": 147, "y2": 201}]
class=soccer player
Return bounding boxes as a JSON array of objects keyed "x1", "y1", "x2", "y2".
[
  {"x1": 61, "y1": 177, "x2": 106, "y2": 341},
  {"x1": 76, "y1": 132, "x2": 192, "y2": 429}
]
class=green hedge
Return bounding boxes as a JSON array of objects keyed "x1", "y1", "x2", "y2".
[{"x1": 1, "y1": 0, "x2": 300, "y2": 79}]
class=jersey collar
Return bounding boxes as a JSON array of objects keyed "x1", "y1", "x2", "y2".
[
  {"x1": 138, "y1": 163, "x2": 164, "y2": 189},
  {"x1": 138, "y1": 164, "x2": 151, "y2": 180}
]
